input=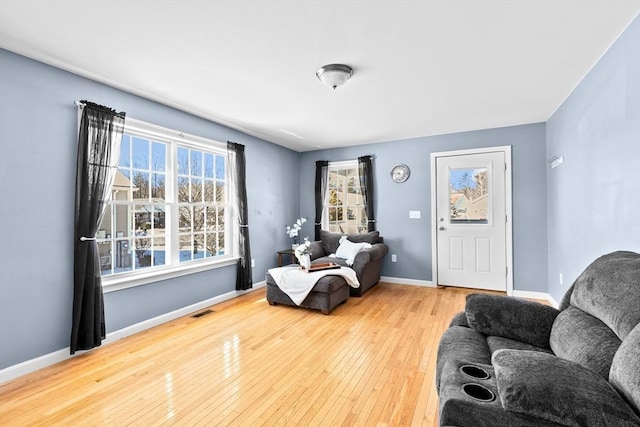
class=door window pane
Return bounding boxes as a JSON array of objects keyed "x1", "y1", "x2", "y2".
[{"x1": 449, "y1": 168, "x2": 488, "y2": 223}]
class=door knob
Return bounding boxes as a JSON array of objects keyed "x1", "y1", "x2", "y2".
[{"x1": 439, "y1": 226, "x2": 446, "y2": 231}]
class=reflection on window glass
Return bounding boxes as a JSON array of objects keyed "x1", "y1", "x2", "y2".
[
  {"x1": 152, "y1": 142, "x2": 166, "y2": 172},
  {"x1": 178, "y1": 146, "x2": 227, "y2": 263},
  {"x1": 190, "y1": 150, "x2": 202, "y2": 177},
  {"x1": 120, "y1": 135, "x2": 130, "y2": 167},
  {"x1": 449, "y1": 167, "x2": 489, "y2": 223},
  {"x1": 177, "y1": 147, "x2": 189, "y2": 175},
  {"x1": 133, "y1": 171, "x2": 150, "y2": 201},
  {"x1": 205, "y1": 153, "x2": 214, "y2": 178},
  {"x1": 132, "y1": 137, "x2": 149, "y2": 169}
]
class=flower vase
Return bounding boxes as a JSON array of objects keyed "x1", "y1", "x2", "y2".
[
  {"x1": 298, "y1": 254, "x2": 311, "y2": 270},
  {"x1": 292, "y1": 243, "x2": 298, "y2": 250}
]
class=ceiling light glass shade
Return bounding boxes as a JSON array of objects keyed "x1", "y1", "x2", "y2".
[{"x1": 316, "y1": 64, "x2": 353, "y2": 89}]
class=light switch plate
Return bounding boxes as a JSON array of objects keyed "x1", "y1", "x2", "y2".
[{"x1": 409, "y1": 210, "x2": 421, "y2": 219}]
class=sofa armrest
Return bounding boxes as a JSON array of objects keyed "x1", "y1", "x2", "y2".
[
  {"x1": 449, "y1": 311, "x2": 469, "y2": 328},
  {"x1": 351, "y1": 243, "x2": 388, "y2": 274},
  {"x1": 493, "y1": 350, "x2": 640, "y2": 426},
  {"x1": 362, "y1": 243, "x2": 388, "y2": 262},
  {"x1": 466, "y1": 294, "x2": 559, "y2": 349},
  {"x1": 308, "y1": 241, "x2": 326, "y2": 261}
]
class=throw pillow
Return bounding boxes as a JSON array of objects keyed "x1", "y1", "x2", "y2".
[
  {"x1": 347, "y1": 231, "x2": 380, "y2": 245},
  {"x1": 319, "y1": 230, "x2": 344, "y2": 254},
  {"x1": 333, "y1": 236, "x2": 372, "y2": 266}
]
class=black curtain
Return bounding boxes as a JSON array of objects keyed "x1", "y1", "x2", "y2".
[
  {"x1": 71, "y1": 101, "x2": 125, "y2": 354},
  {"x1": 314, "y1": 160, "x2": 329, "y2": 240},
  {"x1": 228, "y1": 142, "x2": 252, "y2": 290},
  {"x1": 358, "y1": 155, "x2": 376, "y2": 232}
]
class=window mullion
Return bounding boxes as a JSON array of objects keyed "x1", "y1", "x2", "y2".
[{"x1": 167, "y1": 141, "x2": 177, "y2": 266}]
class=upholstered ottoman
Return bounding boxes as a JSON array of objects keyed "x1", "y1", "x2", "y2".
[{"x1": 265, "y1": 270, "x2": 349, "y2": 315}]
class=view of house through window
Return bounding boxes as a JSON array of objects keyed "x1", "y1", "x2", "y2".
[
  {"x1": 325, "y1": 162, "x2": 368, "y2": 234},
  {"x1": 97, "y1": 125, "x2": 229, "y2": 277},
  {"x1": 449, "y1": 167, "x2": 489, "y2": 223}
]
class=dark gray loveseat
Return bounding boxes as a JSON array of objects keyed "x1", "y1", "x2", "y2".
[
  {"x1": 307, "y1": 230, "x2": 388, "y2": 297},
  {"x1": 436, "y1": 251, "x2": 640, "y2": 426}
]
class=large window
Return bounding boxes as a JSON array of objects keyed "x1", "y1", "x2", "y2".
[
  {"x1": 324, "y1": 161, "x2": 368, "y2": 234},
  {"x1": 97, "y1": 119, "x2": 231, "y2": 281}
]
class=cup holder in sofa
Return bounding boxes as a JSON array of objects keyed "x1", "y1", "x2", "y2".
[
  {"x1": 460, "y1": 364, "x2": 490, "y2": 380},
  {"x1": 462, "y1": 383, "x2": 495, "y2": 402}
]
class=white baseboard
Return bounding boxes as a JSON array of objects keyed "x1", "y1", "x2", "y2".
[
  {"x1": 0, "y1": 281, "x2": 266, "y2": 385},
  {"x1": 512, "y1": 290, "x2": 559, "y2": 308},
  {"x1": 381, "y1": 278, "x2": 559, "y2": 308},
  {"x1": 380, "y1": 276, "x2": 436, "y2": 287}
]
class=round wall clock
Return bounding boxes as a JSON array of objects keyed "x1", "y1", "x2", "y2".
[{"x1": 391, "y1": 164, "x2": 410, "y2": 183}]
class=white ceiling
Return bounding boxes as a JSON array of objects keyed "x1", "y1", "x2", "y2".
[{"x1": 1, "y1": 1, "x2": 638, "y2": 152}]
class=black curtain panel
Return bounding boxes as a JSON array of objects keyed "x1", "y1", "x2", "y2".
[
  {"x1": 227, "y1": 142, "x2": 252, "y2": 291},
  {"x1": 314, "y1": 160, "x2": 329, "y2": 240},
  {"x1": 71, "y1": 101, "x2": 125, "y2": 354},
  {"x1": 358, "y1": 155, "x2": 376, "y2": 232}
]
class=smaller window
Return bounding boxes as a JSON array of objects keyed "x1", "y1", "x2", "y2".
[{"x1": 323, "y1": 161, "x2": 368, "y2": 234}]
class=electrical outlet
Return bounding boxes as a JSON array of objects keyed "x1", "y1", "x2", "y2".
[
  {"x1": 251, "y1": 259, "x2": 255, "y2": 268},
  {"x1": 559, "y1": 272, "x2": 563, "y2": 285},
  {"x1": 391, "y1": 254, "x2": 397, "y2": 262},
  {"x1": 409, "y1": 210, "x2": 421, "y2": 219}
]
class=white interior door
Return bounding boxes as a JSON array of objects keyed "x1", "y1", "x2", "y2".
[{"x1": 434, "y1": 150, "x2": 508, "y2": 291}]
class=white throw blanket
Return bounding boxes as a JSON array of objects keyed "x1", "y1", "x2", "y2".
[{"x1": 267, "y1": 265, "x2": 360, "y2": 305}]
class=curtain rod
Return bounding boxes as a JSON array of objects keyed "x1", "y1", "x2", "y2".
[{"x1": 74, "y1": 100, "x2": 126, "y2": 118}]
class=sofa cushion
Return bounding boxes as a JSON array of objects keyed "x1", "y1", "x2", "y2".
[
  {"x1": 319, "y1": 230, "x2": 343, "y2": 254},
  {"x1": 346, "y1": 231, "x2": 380, "y2": 244},
  {"x1": 550, "y1": 306, "x2": 621, "y2": 379},
  {"x1": 569, "y1": 251, "x2": 640, "y2": 340},
  {"x1": 319, "y1": 230, "x2": 380, "y2": 254},
  {"x1": 486, "y1": 336, "x2": 553, "y2": 355},
  {"x1": 465, "y1": 294, "x2": 559, "y2": 349},
  {"x1": 493, "y1": 350, "x2": 640, "y2": 427},
  {"x1": 610, "y1": 323, "x2": 640, "y2": 416}
]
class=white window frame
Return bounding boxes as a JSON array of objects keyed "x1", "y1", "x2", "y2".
[
  {"x1": 322, "y1": 160, "x2": 369, "y2": 234},
  {"x1": 100, "y1": 118, "x2": 237, "y2": 293}
]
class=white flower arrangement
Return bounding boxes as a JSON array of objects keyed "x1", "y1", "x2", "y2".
[
  {"x1": 294, "y1": 237, "x2": 312, "y2": 269},
  {"x1": 294, "y1": 238, "x2": 312, "y2": 257},
  {"x1": 286, "y1": 217, "x2": 307, "y2": 242}
]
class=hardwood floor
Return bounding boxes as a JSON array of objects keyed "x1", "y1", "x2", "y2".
[{"x1": 0, "y1": 283, "x2": 499, "y2": 426}]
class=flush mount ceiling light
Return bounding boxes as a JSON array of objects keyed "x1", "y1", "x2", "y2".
[{"x1": 316, "y1": 64, "x2": 353, "y2": 89}]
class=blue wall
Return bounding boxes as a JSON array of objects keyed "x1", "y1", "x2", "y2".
[
  {"x1": 0, "y1": 49, "x2": 300, "y2": 369},
  {"x1": 1, "y1": 13, "x2": 638, "y2": 371},
  {"x1": 546, "y1": 15, "x2": 640, "y2": 303},
  {"x1": 299, "y1": 124, "x2": 548, "y2": 291}
]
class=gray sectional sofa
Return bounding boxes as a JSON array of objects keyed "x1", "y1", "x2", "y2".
[
  {"x1": 308, "y1": 230, "x2": 388, "y2": 296},
  {"x1": 436, "y1": 251, "x2": 640, "y2": 426}
]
